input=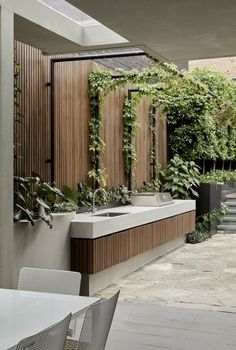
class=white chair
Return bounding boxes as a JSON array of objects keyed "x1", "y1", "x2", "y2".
[
  {"x1": 18, "y1": 267, "x2": 81, "y2": 339},
  {"x1": 18, "y1": 267, "x2": 81, "y2": 295},
  {"x1": 16, "y1": 313, "x2": 71, "y2": 350},
  {"x1": 65, "y1": 290, "x2": 120, "y2": 350}
]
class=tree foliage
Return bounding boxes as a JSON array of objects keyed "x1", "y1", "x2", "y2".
[{"x1": 168, "y1": 68, "x2": 236, "y2": 163}]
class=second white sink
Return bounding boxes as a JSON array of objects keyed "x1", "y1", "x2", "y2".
[{"x1": 93, "y1": 212, "x2": 129, "y2": 217}]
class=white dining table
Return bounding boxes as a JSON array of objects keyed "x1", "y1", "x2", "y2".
[{"x1": 0, "y1": 288, "x2": 99, "y2": 350}]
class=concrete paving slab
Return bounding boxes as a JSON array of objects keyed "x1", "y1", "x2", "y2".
[
  {"x1": 97, "y1": 234, "x2": 236, "y2": 312},
  {"x1": 94, "y1": 234, "x2": 236, "y2": 349},
  {"x1": 107, "y1": 302, "x2": 236, "y2": 350}
]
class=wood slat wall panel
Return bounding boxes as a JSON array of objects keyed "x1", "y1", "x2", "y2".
[
  {"x1": 15, "y1": 42, "x2": 167, "y2": 190},
  {"x1": 54, "y1": 60, "x2": 97, "y2": 188},
  {"x1": 101, "y1": 87, "x2": 126, "y2": 187},
  {"x1": 135, "y1": 96, "x2": 152, "y2": 187},
  {"x1": 157, "y1": 112, "x2": 168, "y2": 168},
  {"x1": 71, "y1": 211, "x2": 196, "y2": 274},
  {"x1": 14, "y1": 41, "x2": 51, "y2": 180}
]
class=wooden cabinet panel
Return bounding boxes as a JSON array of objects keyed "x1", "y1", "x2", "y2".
[{"x1": 71, "y1": 211, "x2": 195, "y2": 274}]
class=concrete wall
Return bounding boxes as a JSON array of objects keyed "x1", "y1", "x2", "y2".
[
  {"x1": 0, "y1": 6, "x2": 14, "y2": 288},
  {"x1": 189, "y1": 57, "x2": 236, "y2": 79},
  {"x1": 13, "y1": 213, "x2": 75, "y2": 288}
]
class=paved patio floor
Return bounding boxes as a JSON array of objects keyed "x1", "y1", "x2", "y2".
[{"x1": 96, "y1": 234, "x2": 236, "y2": 349}]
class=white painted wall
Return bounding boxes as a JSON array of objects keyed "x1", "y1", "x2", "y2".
[
  {"x1": 13, "y1": 213, "x2": 75, "y2": 288},
  {"x1": 0, "y1": 0, "x2": 126, "y2": 288},
  {"x1": 0, "y1": 6, "x2": 14, "y2": 288}
]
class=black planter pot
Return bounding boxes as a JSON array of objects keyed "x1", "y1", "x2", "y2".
[{"x1": 196, "y1": 182, "x2": 224, "y2": 217}]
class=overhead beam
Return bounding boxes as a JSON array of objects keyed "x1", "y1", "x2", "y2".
[{"x1": 0, "y1": 0, "x2": 128, "y2": 54}]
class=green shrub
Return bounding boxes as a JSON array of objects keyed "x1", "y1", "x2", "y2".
[
  {"x1": 186, "y1": 203, "x2": 228, "y2": 244},
  {"x1": 196, "y1": 202, "x2": 228, "y2": 233},
  {"x1": 62, "y1": 183, "x2": 131, "y2": 211},
  {"x1": 199, "y1": 170, "x2": 236, "y2": 183},
  {"x1": 53, "y1": 202, "x2": 78, "y2": 213},
  {"x1": 167, "y1": 67, "x2": 236, "y2": 163},
  {"x1": 161, "y1": 155, "x2": 200, "y2": 199},
  {"x1": 186, "y1": 231, "x2": 212, "y2": 244}
]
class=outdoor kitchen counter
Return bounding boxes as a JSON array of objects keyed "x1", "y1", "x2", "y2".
[{"x1": 70, "y1": 200, "x2": 195, "y2": 239}]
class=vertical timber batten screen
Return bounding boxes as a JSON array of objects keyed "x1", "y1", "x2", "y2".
[{"x1": 14, "y1": 42, "x2": 167, "y2": 189}]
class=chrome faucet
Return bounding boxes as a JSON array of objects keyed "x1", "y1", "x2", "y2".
[{"x1": 92, "y1": 188, "x2": 107, "y2": 214}]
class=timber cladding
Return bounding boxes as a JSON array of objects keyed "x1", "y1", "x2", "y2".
[
  {"x1": 14, "y1": 41, "x2": 167, "y2": 190},
  {"x1": 71, "y1": 211, "x2": 195, "y2": 274}
]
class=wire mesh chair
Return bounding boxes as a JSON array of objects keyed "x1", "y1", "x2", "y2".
[
  {"x1": 16, "y1": 313, "x2": 72, "y2": 350},
  {"x1": 65, "y1": 291, "x2": 120, "y2": 350}
]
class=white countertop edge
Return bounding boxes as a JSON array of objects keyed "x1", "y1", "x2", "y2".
[{"x1": 70, "y1": 200, "x2": 195, "y2": 239}]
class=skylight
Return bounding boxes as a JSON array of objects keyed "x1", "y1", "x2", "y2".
[{"x1": 38, "y1": 0, "x2": 99, "y2": 26}]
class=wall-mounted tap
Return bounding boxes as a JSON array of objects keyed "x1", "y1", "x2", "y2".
[{"x1": 92, "y1": 188, "x2": 107, "y2": 214}]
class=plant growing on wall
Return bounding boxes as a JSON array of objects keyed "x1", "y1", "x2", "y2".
[
  {"x1": 88, "y1": 64, "x2": 212, "y2": 187},
  {"x1": 122, "y1": 92, "x2": 142, "y2": 178},
  {"x1": 168, "y1": 67, "x2": 236, "y2": 170}
]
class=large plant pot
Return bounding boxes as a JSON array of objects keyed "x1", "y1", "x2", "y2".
[
  {"x1": 196, "y1": 182, "x2": 223, "y2": 217},
  {"x1": 13, "y1": 212, "x2": 75, "y2": 287}
]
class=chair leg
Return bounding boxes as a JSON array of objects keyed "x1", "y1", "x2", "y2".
[{"x1": 64, "y1": 339, "x2": 78, "y2": 350}]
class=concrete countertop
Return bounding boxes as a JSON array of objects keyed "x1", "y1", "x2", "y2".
[{"x1": 70, "y1": 200, "x2": 195, "y2": 239}]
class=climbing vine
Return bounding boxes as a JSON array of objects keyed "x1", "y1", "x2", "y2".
[
  {"x1": 122, "y1": 92, "x2": 143, "y2": 178},
  {"x1": 172, "y1": 67, "x2": 236, "y2": 170},
  {"x1": 88, "y1": 63, "x2": 221, "y2": 187}
]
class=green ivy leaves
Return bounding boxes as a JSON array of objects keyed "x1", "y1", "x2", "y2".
[{"x1": 88, "y1": 64, "x2": 216, "y2": 187}]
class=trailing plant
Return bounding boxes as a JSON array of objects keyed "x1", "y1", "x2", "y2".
[
  {"x1": 14, "y1": 173, "x2": 66, "y2": 228},
  {"x1": 186, "y1": 203, "x2": 228, "y2": 244},
  {"x1": 88, "y1": 64, "x2": 212, "y2": 187},
  {"x1": 199, "y1": 170, "x2": 236, "y2": 183},
  {"x1": 168, "y1": 68, "x2": 236, "y2": 166},
  {"x1": 196, "y1": 202, "x2": 228, "y2": 233},
  {"x1": 161, "y1": 155, "x2": 200, "y2": 199},
  {"x1": 88, "y1": 70, "x2": 118, "y2": 186},
  {"x1": 122, "y1": 92, "x2": 142, "y2": 178}
]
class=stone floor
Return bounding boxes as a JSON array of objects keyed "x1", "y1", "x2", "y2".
[
  {"x1": 106, "y1": 301, "x2": 236, "y2": 350},
  {"x1": 95, "y1": 234, "x2": 236, "y2": 349},
  {"x1": 97, "y1": 234, "x2": 236, "y2": 312}
]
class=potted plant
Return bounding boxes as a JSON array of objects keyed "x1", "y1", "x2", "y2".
[
  {"x1": 197, "y1": 170, "x2": 236, "y2": 216},
  {"x1": 13, "y1": 173, "x2": 77, "y2": 287}
]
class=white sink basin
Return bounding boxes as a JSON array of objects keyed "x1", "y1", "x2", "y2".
[{"x1": 93, "y1": 212, "x2": 129, "y2": 217}]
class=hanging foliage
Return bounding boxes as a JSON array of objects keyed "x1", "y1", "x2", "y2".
[
  {"x1": 122, "y1": 91, "x2": 143, "y2": 178},
  {"x1": 88, "y1": 63, "x2": 236, "y2": 186},
  {"x1": 185, "y1": 68, "x2": 236, "y2": 164}
]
